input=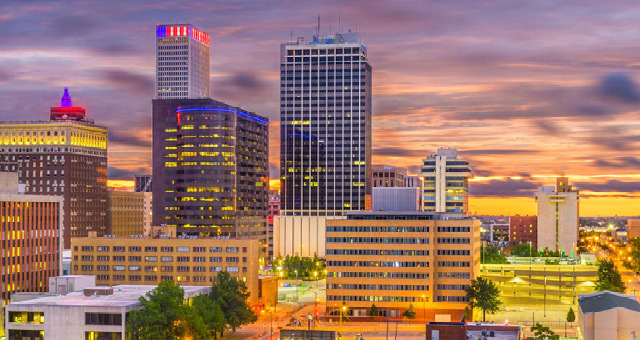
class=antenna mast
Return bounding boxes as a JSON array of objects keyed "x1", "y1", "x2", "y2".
[{"x1": 317, "y1": 15, "x2": 320, "y2": 36}]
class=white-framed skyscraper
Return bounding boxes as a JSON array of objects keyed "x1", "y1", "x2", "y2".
[
  {"x1": 155, "y1": 24, "x2": 210, "y2": 99},
  {"x1": 275, "y1": 30, "x2": 372, "y2": 258},
  {"x1": 419, "y1": 148, "x2": 472, "y2": 213},
  {"x1": 536, "y1": 177, "x2": 579, "y2": 255}
]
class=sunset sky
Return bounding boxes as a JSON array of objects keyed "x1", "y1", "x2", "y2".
[{"x1": 1, "y1": 1, "x2": 639, "y2": 216}]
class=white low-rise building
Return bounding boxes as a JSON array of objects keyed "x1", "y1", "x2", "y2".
[{"x1": 5, "y1": 284, "x2": 210, "y2": 340}]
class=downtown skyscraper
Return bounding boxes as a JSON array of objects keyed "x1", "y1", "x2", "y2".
[
  {"x1": 156, "y1": 24, "x2": 210, "y2": 99},
  {"x1": 152, "y1": 24, "x2": 269, "y2": 254},
  {"x1": 275, "y1": 30, "x2": 372, "y2": 257}
]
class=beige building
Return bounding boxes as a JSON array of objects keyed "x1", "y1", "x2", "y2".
[
  {"x1": 627, "y1": 219, "x2": 640, "y2": 240},
  {"x1": 578, "y1": 291, "x2": 640, "y2": 340},
  {"x1": 326, "y1": 211, "x2": 480, "y2": 321},
  {"x1": 481, "y1": 263, "x2": 597, "y2": 307},
  {"x1": 142, "y1": 192, "x2": 152, "y2": 236},
  {"x1": 107, "y1": 190, "x2": 145, "y2": 237},
  {"x1": 71, "y1": 230, "x2": 260, "y2": 304},
  {"x1": 536, "y1": 177, "x2": 579, "y2": 255}
]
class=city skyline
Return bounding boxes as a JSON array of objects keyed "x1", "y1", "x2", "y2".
[{"x1": 1, "y1": 1, "x2": 639, "y2": 216}]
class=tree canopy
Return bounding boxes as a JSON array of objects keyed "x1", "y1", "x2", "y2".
[
  {"x1": 566, "y1": 307, "x2": 575, "y2": 323},
  {"x1": 126, "y1": 272, "x2": 258, "y2": 340},
  {"x1": 126, "y1": 281, "x2": 208, "y2": 340},
  {"x1": 482, "y1": 246, "x2": 509, "y2": 264},
  {"x1": 368, "y1": 304, "x2": 379, "y2": 317},
  {"x1": 465, "y1": 277, "x2": 502, "y2": 322},
  {"x1": 274, "y1": 253, "x2": 325, "y2": 279},
  {"x1": 510, "y1": 243, "x2": 536, "y2": 257},
  {"x1": 402, "y1": 304, "x2": 416, "y2": 319},
  {"x1": 530, "y1": 323, "x2": 559, "y2": 340},
  {"x1": 210, "y1": 271, "x2": 257, "y2": 332},
  {"x1": 595, "y1": 258, "x2": 626, "y2": 293}
]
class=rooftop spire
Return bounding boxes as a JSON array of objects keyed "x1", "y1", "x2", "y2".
[{"x1": 61, "y1": 88, "x2": 72, "y2": 107}]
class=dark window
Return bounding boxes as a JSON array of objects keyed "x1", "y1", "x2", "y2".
[{"x1": 85, "y1": 313, "x2": 122, "y2": 326}]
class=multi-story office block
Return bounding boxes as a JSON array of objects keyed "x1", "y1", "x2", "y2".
[
  {"x1": 0, "y1": 172, "x2": 63, "y2": 305},
  {"x1": 536, "y1": 177, "x2": 579, "y2": 255},
  {"x1": 420, "y1": 148, "x2": 472, "y2": 213},
  {"x1": 481, "y1": 222, "x2": 509, "y2": 244},
  {"x1": 627, "y1": 219, "x2": 640, "y2": 239},
  {"x1": 372, "y1": 165, "x2": 406, "y2": 187},
  {"x1": 71, "y1": 230, "x2": 259, "y2": 303},
  {"x1": 326, "y1": 211, "x2": 480, "y2": 320},
  {"x1": 0, "y1": 89, "x2": 107, "y2": 248},
  {"x1": 152, "y1": 99, "x2": 269, "y2": 242},
  {"x1": 156, "y1": 24, "x2": 210, "y2": 99},
  {"x1": 509, "y1": 215, "x2": 538, "y2": 248},
  {"x1": 277, "y1": 31, "x2": 372, "y2": 258},
  {"x1": 107, "y1": 189, "x2": 145, "y2": 237}
]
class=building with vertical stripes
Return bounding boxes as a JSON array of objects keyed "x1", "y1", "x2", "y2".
[
  {"x1": 0, "y1": 172, "x2": 63, "y2": 306},
  {"x1": 276, "y1": 30, "x2": 372, "y2": 258}
]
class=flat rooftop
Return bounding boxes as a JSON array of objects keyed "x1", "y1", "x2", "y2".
[{"x1": 8, "y1": 285, "x2": 210, "y2": 308}]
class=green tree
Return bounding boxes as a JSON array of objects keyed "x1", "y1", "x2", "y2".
[
  {"x1": 482, "y1": 246, "x2": 509, "y2": 264},
  {"x1": 511, "y1": 243, "x2": 535, "y2": 257},
  {"x1": 566, "y1": 307, "x2": 575, "y2": 323},
  {"x1": 595, "y1": 258, "x2": 626, "y2": 293},
  {"x1": 126, "y1": 281, "x2": 208, "y2": 340},
  {"x1": 210, "y1": 271, "x2": 257, "y2": 332},
  {"x1": 530, "y1": 323, "x2": 559, "y2": 340},
  {"x1": 402, "y1": 304, "x2": 416, "y2": 319},
  {"x1": 193, "y1": 294, "x2": 226, "y2": 339},
  {"x1": 465, "y1": 277, "x2": 502, "y2": 322},
  {"x1": 628, "y1": 238, "x2": 640, "y2": 272},
  {"x1": 368, "y1": 304, "x2": 379, "y2": 317}
]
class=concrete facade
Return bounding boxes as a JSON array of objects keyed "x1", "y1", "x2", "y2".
[
  {"x1": 419, "y1": 148, "x2": 472, "y2": 213},
  {"x1": 71, "y1": 233, "x2": 260, "y2": 304},
  {"x1": 5, "y1": 284, "x2": 210, "y2": 340},
  {"x1": 627, "y1": 220, "x2": 640, "y2": 240},
  {"x1": 372, "y1": 187, "x2": 421, "y2": 211},
  {"x1": 578, "y1": 291, "x2": 640, "y2": 340},
  {"x1": 325, "y1": 212, "x2": 480, "y2": 320},
  {"x1": 273, "y1": 215, "x2": 346, "y2": 258},
  {"x1": 107, "y1": 190, "x2": 145, "y2": 237},
  {"x1": 536, "y1": 177, "x2": 579, "y2": 255}
]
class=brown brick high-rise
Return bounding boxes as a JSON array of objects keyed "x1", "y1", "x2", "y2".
[{"x1": 0, "y1": 89, "x2": 107, "y2": 248}]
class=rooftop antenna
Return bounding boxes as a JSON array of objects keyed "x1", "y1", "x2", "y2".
[
  {"x1": 338, "y1": 13, "x2": 341, "y2": 33},
  {"x1": 316, "y1": 15, "x2": 321, "y2": 36},
  {"x1": 290, "y1": 29, "x2": 293, "y2": 42}
]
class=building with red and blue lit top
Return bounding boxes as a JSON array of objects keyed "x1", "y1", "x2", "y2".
[
  {"x1": 156, "y1": 23, "x2": 210, "y2": 99},
  {"x1": 0, "y1": 89, "x2": 107, "y2": 249}
]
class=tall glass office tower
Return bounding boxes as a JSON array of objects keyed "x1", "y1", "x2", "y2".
[{"x1": 275, "y1": 30, "x2": 372, "y2": 257}]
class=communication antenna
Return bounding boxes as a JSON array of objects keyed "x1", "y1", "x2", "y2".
[
  {"x1": 290, "y1": 29, "x2": 293, "y2": 42},
  {"x1": 317, "y1": 15, "x2": 321, "y2": 36}
]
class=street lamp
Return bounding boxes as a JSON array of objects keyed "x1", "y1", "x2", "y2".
[{"x1": 340, "y1": 304, "x2": 347, "y2": 332}]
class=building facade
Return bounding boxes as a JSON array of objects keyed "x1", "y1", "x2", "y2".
[
  {"x1": 71, "y1": 232, "x2": 260, "y2": 304},
  {"x1": 481, "y1": 263, "x2": 596, "y2": 307},
  {"x1": 277, "y1": 31, "x2": 372, "y2": 258},
  {"x1": 371, "y1": 165, "x2": 406, "y2": 188},
  {"x1": 156, "y1": 24, "x2": 210, "y2": 99},
  {"x1": 0, "y1": 173, "x2": 63, "y2": 307},
  {"x1": 134, "y1": 175, "x2": 152, "y2": 193},
  {"x1": 5, "y1": 284, "x2": 210, "y2": 340},
  {"x1": 627, "y1": 219, "x2": 640, "y2": 240},
  {"x1": 578, "y1": 291, "x2": 640, "y2": 340},
  {"x1": 0, "y1": 89, "x2": 107, "y2": 248},
  {"x1": 267, "y1": 192, "x2": 280, "y2": 260},
  {"x1": 536, "y1": 177, "x2": 579, "y2": 255},
  {"x1": 325, "y1": 212, "x2": 480, "y2": 320},
  {"x1": 419, "y1": 148, "x2": 472, "y2": 213},
  {"x1": 107, "y1": 190, "x2": 145, "y2": 237},
  {"x1": 152, "y1": 99, "x2": 269, "y2": 246},
  {"x1": 371, "y1": 187, "x2": 421, "y2": 211},
  {"x1": 509, "y1": 215, "x2": 538, "y2": 248}
]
